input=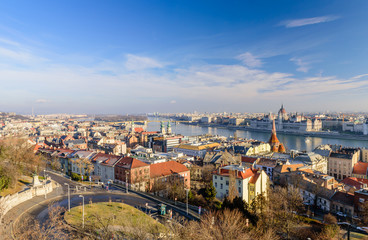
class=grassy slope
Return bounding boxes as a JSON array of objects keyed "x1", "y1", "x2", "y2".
[{"x1": 64, "y1": 202, "x2": 166, "y2": 235}]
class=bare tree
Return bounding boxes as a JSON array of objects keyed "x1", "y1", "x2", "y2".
[
  {"x1": 15, "y1": 204, "x2": 70, "y2": 240},
  {"x1": 227, "y1": 170, "x2": 238, "y2": 202}
]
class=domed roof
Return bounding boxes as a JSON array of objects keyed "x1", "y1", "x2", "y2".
[{"x1": 278, "y1": 104, "x2": 287, "y2": 114}]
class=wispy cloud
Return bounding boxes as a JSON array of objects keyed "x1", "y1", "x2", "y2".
[
  {"x1": 290, "y1": 57, "x2": 310, "y2": 73},
  {"x1": 237, "y1": 52, "x2": 262, "y2": 68},
  {"x1": 35, "y1": 99, "x2": 48, "y2": 103},
  {"x1": 124, "y1": 54, "x2": 165, "y2": 71},
  {"x1": 280, "y1": 15, "x2": 340, "y2": 28}
]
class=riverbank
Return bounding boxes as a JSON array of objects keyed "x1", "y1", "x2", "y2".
[{"x1": 179, "y1": 121, "x2": 368, "y2": 141}]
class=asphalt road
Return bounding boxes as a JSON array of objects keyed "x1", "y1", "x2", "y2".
[
  {"x1": 33, "y1": 192, "x2": 159, "y2": 224},
  {"x1": 1, "y1": 170, "x2": 197, "y2": 239}
]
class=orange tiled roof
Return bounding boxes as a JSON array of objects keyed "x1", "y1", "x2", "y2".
[
  {"x1": 352, "y1": 162, "x2": 368, "y2": 176},
  {"x1": 134, "y1": 127, "x2": 144, "y2": 133},
  {"x1": 219, "y1": 167, "x2": 257, "y2": 180},
  {"x1": 276, "y1": 164, "x2": 304, "y2": 173},
  {"x1": 117, "y1": 157, "x2": 149, "y2": 169},
  {"x1": 92, "y1": 153, "x2": 121, "y2": 165},
  {"x1": 150, "y1": 161, "x2": 189, "y2": 178},
  {"x1": 341, "y1": 177, "x2": 368, "y2": 190},
  {"x1": 249, "y1": 172, "x2": 260, "y2": 184},
  {"x1": 278, "y1": 144, "x2": 286, "y2": 153}
]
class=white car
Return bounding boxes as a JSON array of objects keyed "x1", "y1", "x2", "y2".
[{"x1": 337, "y1": 212, "x2": 347, "y2": 217}]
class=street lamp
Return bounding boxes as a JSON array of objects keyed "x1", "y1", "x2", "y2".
[
  {"x1": 185, "y1": 189, "x2": 189, "y2": 215},
  {"x1": 79, "y1": 195, "x2": 85, "y2": 228},
  {"x1": 43, "y1": 169, "x2": 46, "y2": 178},
  {"x1": 44, "y1": 180, "x2": 47, "y2": 199},
  {"x1": 64, "y1": 183, "x2": 70, "y2": 212}
]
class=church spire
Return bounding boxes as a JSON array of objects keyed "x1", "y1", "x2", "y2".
[
  {"x1": 272, "y1": 118, "x2": 277, "y2": 134},
  {"x1": 269, "y1": 119, "x2": 285, "y2": 153},
  {"x1": 167, "y1": 121, "x2": 172, "y2": 134},
  {"x1": 160, "y1": 121, "x2": 166, "y2": 134}
]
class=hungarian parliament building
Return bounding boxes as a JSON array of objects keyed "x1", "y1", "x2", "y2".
[{"x1": 249, "y1": 105, "x2": 322, "y2": 133}]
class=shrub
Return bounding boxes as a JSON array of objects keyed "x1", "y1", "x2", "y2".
[{"x1": 71, "y1": 173, "x2": 81, "y2": 181}]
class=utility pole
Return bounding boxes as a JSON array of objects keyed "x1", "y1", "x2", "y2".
[
  {"x1": 79, "y1": 195, "x2": 85, "y2": 228},
  {"x1": 185, "y1": 189, "x2": 189, "y2": 215},
  {"x1": 44, "y1": 181, "x2": 47, "y2": 199}
]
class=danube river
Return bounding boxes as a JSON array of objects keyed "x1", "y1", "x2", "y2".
[{"x1": 146, "y1": 119, "x2": 368, "y2": 152}]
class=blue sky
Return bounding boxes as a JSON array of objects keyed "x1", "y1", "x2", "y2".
[{"x1": 0, "y1": 0, "x2": 367, "y2": 114}]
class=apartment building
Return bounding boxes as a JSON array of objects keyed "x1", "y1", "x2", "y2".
[
  {"x1": 212, "y1": 165, "x2": 268, "y2": 203},
  {"x1": 328, "y1": 148, "x2": 360, "y2": 180}
]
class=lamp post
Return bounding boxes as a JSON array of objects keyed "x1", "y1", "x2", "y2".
[
  {"x1": 64, "y1": 183, "x2": 70, "y2": 212},
  {"x1": 44, "y1": 180, "x2": 47, "y2": 199},
  {"x1": 79, "y1": 195, "x2": 85, "y2": 228},
  {"x1": 43, "y1": 169, "x2": 46, "y2": 178},
  {"x1": 185, "y1": 189, "x2": 189, "y2": 215},
  {"x1": 125, "y1": 171, "x2": 129, "y2": 193}
]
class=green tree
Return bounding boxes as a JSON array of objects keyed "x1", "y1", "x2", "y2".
[{"x1": 204, "y1": 182, "x2": 217, "y2": 202}]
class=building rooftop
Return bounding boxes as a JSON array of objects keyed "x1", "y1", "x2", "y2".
[{"x1": 150, "y1": 161, "x2": 189, "y2": 178}]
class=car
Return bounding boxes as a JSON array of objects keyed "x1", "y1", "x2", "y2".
[
  {"x1": 336, "y1": 212, "x2": 347, "y2": 217},
  {"x1": 357, "y1": 227, "x2": 368, "y2": 233}
]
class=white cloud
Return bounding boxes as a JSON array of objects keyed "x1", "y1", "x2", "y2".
[
  {"x1": 290, "y1": 57, "x2": 310, "y2": 73},
  {"x1": 124, "y1": 54, "x2": 164, "y2": 71},
  {"x1": 35, "y1": 99, "x2": 48, "y2": 103},
  {"x1": 170, "y1": 100, "x2": 176, "y2": 104},
  {"x1": 281, "y1": 15, "x2": 340, "y2": 28},
  {"x1": 237, "y1": 52, "x2": 262, "y2": 68}
]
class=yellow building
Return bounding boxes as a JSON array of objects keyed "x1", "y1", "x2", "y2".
[{"x1": 174, "y1": 142, "x2": 220, "y2": 159}]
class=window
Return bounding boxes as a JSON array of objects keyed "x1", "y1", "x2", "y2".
[
  {"x1": 226, "y1": 190, "x2": 229, "y2": 195},
  {"x1": 238, "y1": 187, "x2": 241, "y2": 193},
  {"x1": 215, "y1": 176, "x2": 217, "y2": 179},
  {"x1": 220, "y1": 183, "x2": 223, "y2": 189},
  {"x1": 226, "y1": 181, "x2": 229, "y2": 186},
  {"x1": 220, "y1": 177, "x2": 223, "y2": 181},
  {"x1": 215, "y1": 182, "x2": 217, "y2": 188}
]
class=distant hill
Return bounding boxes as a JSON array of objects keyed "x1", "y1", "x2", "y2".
[{"x1": 94, "y1": 115, "x2": 147, "y2": 122}]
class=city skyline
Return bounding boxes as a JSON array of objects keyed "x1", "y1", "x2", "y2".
[{"x1": 0, "y1": 1, "x2": 367, "y2": 114}]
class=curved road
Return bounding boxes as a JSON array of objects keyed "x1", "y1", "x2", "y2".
[{"x1": 1, "y1": 171, "x2": 194, "y2": 239}]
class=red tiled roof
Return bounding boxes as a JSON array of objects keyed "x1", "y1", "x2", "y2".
[
  {"x1": 239, "y1": 168, "x2": 257, "y2": 179},
  {"x1": 219, "y1": 167, "x2": 257, "y2": 180},
  {"x1": 92, "y1": 153, "x2": 121, "y2": 166},
  {"x1": 134, "y1": 127, "x2": 144, "y2": 133},
  {"x1": 249, "y1": 172, "x2": 260, "y2": 184},
  {"x1": 341, "y1": 177, "x2": 368, "y2": 190},
  {"x1": 116, "y1": 157, "x2": 148, "y2": 169},
  {"x1": 150, "y1": 161, "x2": 189, "y2": 178},
  {"x1": 241, "y1": 156, "x2": 257, "y2": 163},
  {"x1": 352, "y1": 162, "x2": 368, "y2": 176},
  {"x1": 141, "y1": 131, "x2": 159, "y2": 135},
  {"x1": 276, "y1": 164, "x2": 304, "y2": 173}
]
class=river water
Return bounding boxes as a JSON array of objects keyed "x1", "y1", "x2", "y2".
[{"x1": 146, "y1": 118, "x2": 368, "y2": 152}]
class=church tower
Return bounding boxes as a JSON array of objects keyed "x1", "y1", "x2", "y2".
[
  {"x1": 160, "y1": 121, "x2": 166, "y2": 135},
  {"x1": 167, "y1": 121, "x2": 172, "y2": 134},
  {"x1": 269, "y1": 119, "x2": 286, "y2": 153}
]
